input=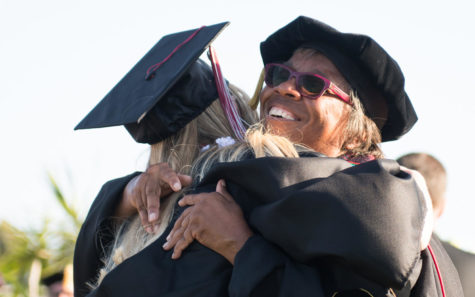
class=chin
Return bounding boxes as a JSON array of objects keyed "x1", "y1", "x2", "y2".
[{"x1": 265, "y1": 119, "x2": 302, "y2": 142}]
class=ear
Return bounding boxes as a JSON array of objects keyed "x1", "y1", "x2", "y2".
[{"x1": 434, "y1": 198, "x2": 447, "y2": 220}]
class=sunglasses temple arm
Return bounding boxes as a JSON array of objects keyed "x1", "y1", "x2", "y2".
[{"x1": 330, "y1": 83, "x2": 352, "y2": 105}]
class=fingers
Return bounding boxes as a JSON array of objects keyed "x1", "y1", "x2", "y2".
[
  {"x1": 171, "y1": 228, "x2": 194, "y2": 259},
  {"x1": 145, "y1": 177, "x2": 160, "y2": 224},
  {"x1": 163, "y1": 220, "x2": 194, "y2": 259},
  {"x1": 164, "y1": 208, "x2": 192, "y2": 249},
  {"x1": 178, "y1": 194, "x2": 203, "y2": 207},
  {"x1": 138, "y1": 207, "x2": 152, "y2": 234},
  {"x1": 151, "y1": 163, "x2": 183, "y2": 192},
  {"x1": 165, "y1": 215, "x2": 191, "y2": 252},
  {"x1": 139, "y1": 174, "x2": 152, "y2": 230},
  {"x1": 215, "y1": 179, "x2": 225, "y2": 192},
  {"x1": 178, "y1": 174, "x2": 192, "y2": 188},
  {"x1": 163, "y1": 210, "x2": 192, "y2": 250},
  {"x1": 163, "y1": 206, "x2": 196, "y2": 259},
  {"x1": 135, "y1": 163, "x2": 192, "y2": 233},
  {"x1": 215, "y1": 179, "x2": 233, "y2": 201}
]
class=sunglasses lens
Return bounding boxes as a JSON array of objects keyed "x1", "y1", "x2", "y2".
[
  {"x1": 299, "y1": 75, "x2": 326, "y2": 97},
  {"x1": 266, "y1": 65, "x2": 291, "y2": 87}
]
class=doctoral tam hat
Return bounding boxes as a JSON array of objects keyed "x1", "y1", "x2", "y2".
[{"x1": 260, "y1": 16, "x2": 417, "y2": 142}]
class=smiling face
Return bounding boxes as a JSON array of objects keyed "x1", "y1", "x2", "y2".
[{"x1": 260, "y1": 48, "x2": 352, "y2": 157}]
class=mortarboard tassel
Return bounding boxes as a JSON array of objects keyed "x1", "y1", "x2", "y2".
[{"x1": 208, "y1": 46, "x2": 247, "y2": 140}]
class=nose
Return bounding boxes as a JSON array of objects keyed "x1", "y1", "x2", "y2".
[{"x1": 273, "y1": 77, "x2": 301, "y2": 101}]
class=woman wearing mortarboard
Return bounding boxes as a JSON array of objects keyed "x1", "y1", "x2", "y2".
[{"x1": 74, "y1": 18, "x2": 463, "y2": 297}]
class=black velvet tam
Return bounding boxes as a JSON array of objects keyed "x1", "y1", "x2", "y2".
[
  {"x1": 75, "y1": 22, "x2": 229, "y2": 144},
  {"x1": 260, "y1": 16, "x2": 417, "y2": 142}
]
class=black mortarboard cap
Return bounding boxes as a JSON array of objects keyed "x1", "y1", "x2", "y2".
[
  {"x1": 260, "y1": 16, "x2": 417, "y2": 142},
  {"x1": 75, "y1": 22, "x2": 229, "y2": 144}
]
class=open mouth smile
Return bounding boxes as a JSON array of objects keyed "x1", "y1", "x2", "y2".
[{"x1": 267, "y1": 106, "x2": 298, "y2": 121}]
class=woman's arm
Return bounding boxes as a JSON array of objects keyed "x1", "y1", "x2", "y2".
[{"x1": 74, "y1": 172, "x2": 141, "y2": 297}]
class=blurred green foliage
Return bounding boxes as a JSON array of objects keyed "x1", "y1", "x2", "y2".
[{"x1": 0, "y1": 173, "x2": 83, "y2": 297}]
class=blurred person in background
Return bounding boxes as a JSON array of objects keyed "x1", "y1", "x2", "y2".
[
  {"x1": 398, "y1": 152, "x2": 475, "y2": 297},
  {"x1": 41, "y1": 265, "x2": 74, "y2": 297}
]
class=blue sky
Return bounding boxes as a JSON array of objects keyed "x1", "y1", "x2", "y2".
[{"x1": 1, "y1": 0, "x2": 474, "y2": 251}]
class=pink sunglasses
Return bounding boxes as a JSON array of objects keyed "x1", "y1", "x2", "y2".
[{"x1": 264, "y1": 63, "x2": 352, "y2": 105}]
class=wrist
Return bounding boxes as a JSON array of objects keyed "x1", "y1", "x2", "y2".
[
  {"x1": 226, "y1": 230, "x2": 254, "y2": 265},
  {"x1": 114, "y1": 175, "x2": 140, "y2": 218}
]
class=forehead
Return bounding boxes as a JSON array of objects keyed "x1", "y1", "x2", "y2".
[{"x1": 286, "y1": 49, "x2": 350, "y2": 91}]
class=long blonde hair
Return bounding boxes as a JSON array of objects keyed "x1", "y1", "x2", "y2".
[{"x1": 92, "y1": 84, "x2": 259, "y2": 287}]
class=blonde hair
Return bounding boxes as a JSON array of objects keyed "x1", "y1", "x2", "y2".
[
  {"x1": 149, "y1": 83, "x2": 258, "y2": 173},
  {"x1": 91, "y1": 84, "x2": 258, "y2": 287},
  {"x1": 191, "y1": 124, "x2": 308, "y2": 183}
]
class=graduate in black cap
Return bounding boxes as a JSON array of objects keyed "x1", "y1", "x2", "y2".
[
  {"x1": 74, "y1": 18, "x2": 460, "y2": 297},
  {"x1": 73, "y1": 22, "x2": 258, "y2": 296},
  {"x1": 398, "y1": 153, "x2": 475, "y2": 297}
]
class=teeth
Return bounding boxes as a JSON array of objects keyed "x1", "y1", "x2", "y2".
[{"x1": 268, "y1": 107, "x2": 296, "y2": 120}]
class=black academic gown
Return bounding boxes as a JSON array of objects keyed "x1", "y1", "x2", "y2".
[
  {"x1": 440, "y1": 236, "x2": 475, "y2": 297},
  {"x1": 74, "y1": 156, "x2": 463, "y2": 297}
]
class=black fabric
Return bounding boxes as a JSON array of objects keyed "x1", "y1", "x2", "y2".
[
  {"x1": 73, "y1": 157, "x2": 461, "y2": 297},
  {"x1": 441, "y1": 237, "x2": 475, "y2": 297},
  {"x1": 124, "y1": 60, "x2": 219, "y2": 143},
  {"x1": 202, "y1": 158, "x2": 424, "y2": 290},
  {"x1": 260, "y1": 16, "x2": 418, "y2": 142},
  {"x1": 75, "y1": 22, "x2": 228, "y2": 144},
  {"x1": 41, "y1": 272, "x2": 63, "y2": 286},
  {"x1": 73, "y1": 172, "x2": 141, "y2": 297},
  {"x1": 407, "y1": 235, "x2": 464, "y2": 297}
]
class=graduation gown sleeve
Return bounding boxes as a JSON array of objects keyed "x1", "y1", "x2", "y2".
[
  {"x1": 212, "y1": 157, "x2": 461, "y2": 296},
  {"x1": 73, "y1": 172, "x2": 141, "y2": 297},
  {"x1": 202, "y1": 157, "x2": 425, "y2": 291}
]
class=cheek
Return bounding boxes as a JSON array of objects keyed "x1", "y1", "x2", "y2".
[
  {"x1": 300, "y1": 99, "x2": 350, "y2": 143},
  {"x1": 309, "y1": 99, "x2": 348, "y2": 126},
  {"x1": 259, "y1": 87, "x2": 273, "y2": 113}
]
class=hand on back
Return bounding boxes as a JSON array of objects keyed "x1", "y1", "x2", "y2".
[
  {"x1": 117, "y1": 163, "x2": 192, "y2": 233},
  {"x1": 163, "y1": 179, "x2": 253, "y2": 264}
]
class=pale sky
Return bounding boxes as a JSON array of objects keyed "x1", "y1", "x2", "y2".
[{"x1": 1, "y1": 0, "x2": 474, "y2": 251}]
